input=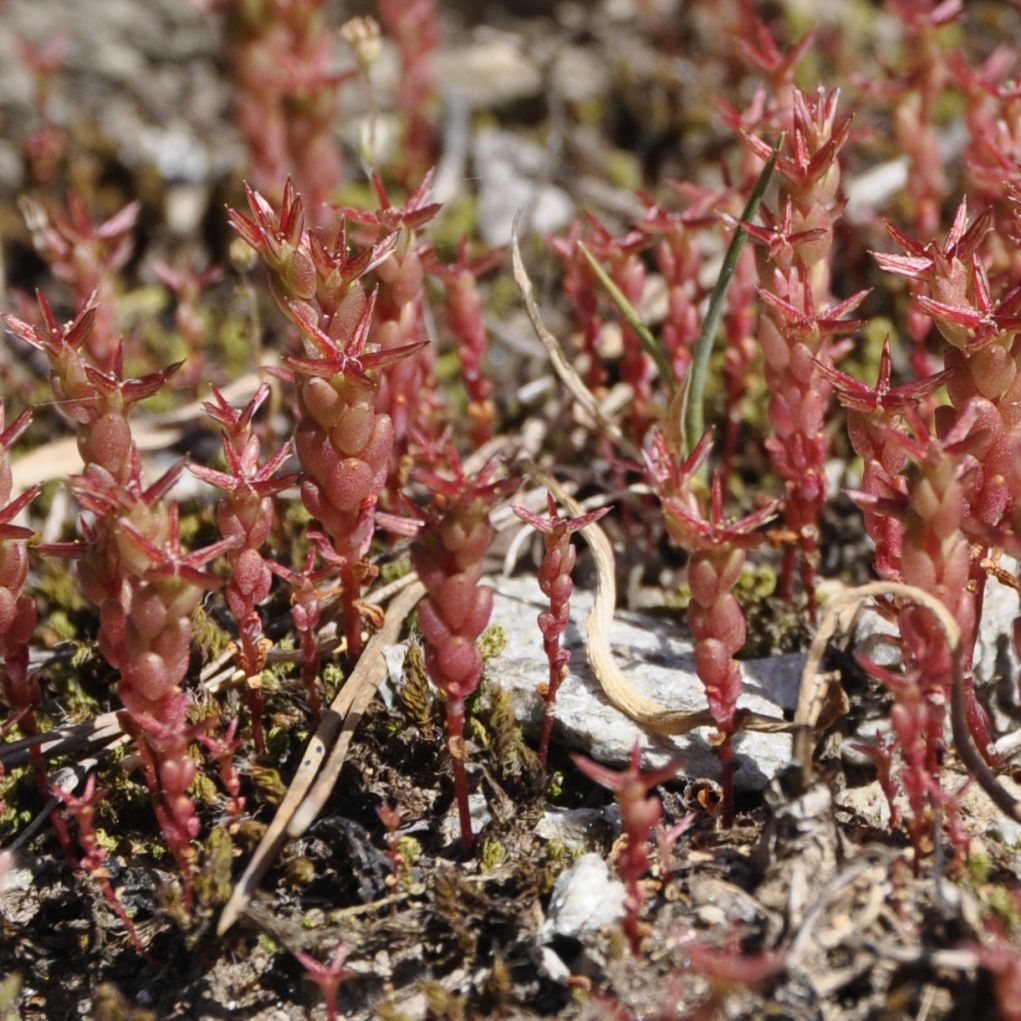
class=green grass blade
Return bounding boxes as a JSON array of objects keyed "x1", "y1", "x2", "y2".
[
  {"x1": 674, "y1": 132, "x2": 785, "y2": 457},
  {"x1": 577, "y1": 240, "x2": 677, "y2": 394}
]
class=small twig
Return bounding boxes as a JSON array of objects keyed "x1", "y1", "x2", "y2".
[
  {"x1": 0, "y1": 715, "x2": 123, "y2": 769},
  {"x1": 9, "y1": 756, "x2": 107, "y2": 851},
  {"x1": 217, "y1": 581, "x2": 425, "y2": 936}
]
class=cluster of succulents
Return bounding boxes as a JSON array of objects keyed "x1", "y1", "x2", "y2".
[{"x1": 7, "y1": 2, "x2": 1021, "y2": 1017}]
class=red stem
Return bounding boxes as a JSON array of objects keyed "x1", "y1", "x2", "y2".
[
  {"x1": 446, "y1": 700, "x2": 474, "y2": 855},
  {"x1": 243, "y1": 682, "x2": 265, "y2": 756},
  {"x1": 538, "y1": 649, "x2": 565, "y2": 770},
  {"x1": 538, "y1": 714, "x2": 555, "y2": 772},
  {"x1": 340, "y1": 561, "x2": 364, "y2": 660},
  {"x1": 719, "y1": 731, "x2": 735, "y2": 829}
]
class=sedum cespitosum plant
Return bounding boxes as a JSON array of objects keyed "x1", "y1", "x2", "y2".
[
  {"x1": 647, "y1": 430, "x2": 778, "y2": 827},
  {"x1": 411, "y1": 453, "x2": 513, "y2": 854},
  {"x1": 229, "y1": 180, "x2": 424, "y2": 660}
]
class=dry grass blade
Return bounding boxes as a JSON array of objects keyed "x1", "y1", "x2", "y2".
[
  {"x1": 510, "y1": 217, "x2": 642, "y2": 463},
  {"x1": 529, "y1": 463, "x2": 788, "y2": 737},
  {"x1": 217, "y1": 580, "x2": 425, "y2": 935}
]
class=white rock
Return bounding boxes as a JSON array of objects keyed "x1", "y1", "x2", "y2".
[
  {"x1": 435, "y1": 36, "x2": 542, "y2": 108},
  {"x1": 541, "y1": 852, "x2": 625, "y2": 942},
  {"x1": 488, "y1": 574, "x2": 801, "y2": 790},
  {"x1": 473, "y1": 128, "x2": 574, "y2": 246}
]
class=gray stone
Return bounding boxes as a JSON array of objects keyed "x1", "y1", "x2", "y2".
[
  {"x1": 434, "y1": 36, "x2": 542, "y2": 109},
  {"x1": 441, "y1": 792, "x2": 491, "y2": 845},
  {"x1": 540, "y1": 852, "x2": 625, "y2": 942},
  {"x1": 473, "y1": 128, "x2": 574, "y2": 246},
  {"x1": 534, "y1": 806, "x2": 621, "y2": 849}
]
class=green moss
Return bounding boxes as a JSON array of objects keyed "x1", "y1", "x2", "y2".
[
  {"x1": 421, "y1": 979, "x2": 467, "y2": 1021},
  {"x1": 840, "y1": 316, "x2": 894, "y2": 391},
  {"x1": 397, "y1": 641, "x2": 437, "y2": 727},
  {"x1": 45, "y1": 610, "x2": 78, "y2": 643},
  {"x1": 479, "y1": 624, "x2": 507, "y2": 662},
  {"x1": 193, "y1": 824, "x2": 235, "y2": 911},
  {"x1": 0, "y1": 769, "x2": 33, "y2": 829},
  {"x1": 487, "y1": 272, "x2": 523, "y2": 322},
  {"x1": 674, "y1": 563, "x2": 807, "y2": 656},
  {"x1": 545, "y1": 770, "x2": 565, "y2": 801},
  {"x1": 189, "y1": 770, "x2": 219, "y2": 807},
  {"x1": 430, "y1": 194, "x2": 479, "y2": 260},
  {"x1": 250, "y1": 764, "x2": 287, "y2": 806},
  {"x1": 967, "y1": 851, "x2": 991, "y2": 886},
  {"x1": 34, "y1": 556, "x2": 87, "y2": 614},
  {"x1": 258, "y1": 931, "x2": 284, "y2": 955},
  {"x1": 282, "y1": 501, "x2": 313, "y2": 569},
  {"x1": 540, "y1": 838, "x2": 580, "y2": 894},
  {"x1": 736, "y1": 563, "x2": 778, "y2": 603},
  {"x1": 301, "y1": 908, "x2": 326, "y2": 929},
  {"x1": 191, "y1": 605, "x2": 234, "y2": 660},
  {"x1": 321, "y1": 661, "x2": 345, "y2": 703},
  {"x1": 219, "y1": 312, "x2": 259, "y2": 380},
  {"x1": 397, "y1": 835, "x2": 421, "y2": 883},
  {"x1": 480, "y1": 838, "x2": 505, "y2": 873},
  {"x1": 985, "y1": 884, "x2": 1021, "y2": 931},
  {"x1": 381, "y1": 555, "x2": 413, "y2": 583},
  {"x1": 260, "y1": 634, "x2": 297, "y2": 692},
  {"x1": 283, "y1": 856, "x2": 315, "y2": 888},
  {"x1": 333, "y1": 179, "x2": 379, "y2": 212},
  {"x1": 93, "y1": 828, "x2": 119, "y2": 855},
  {"x1": 604, "y1": 148, "x2": 643, "y2": 193},
  {"x1": 91, "y1": 983, "x2": 155, "y2": 1021},
  {"x1": 481, "y1": 684, "x2": 539, "y2": 782}
]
